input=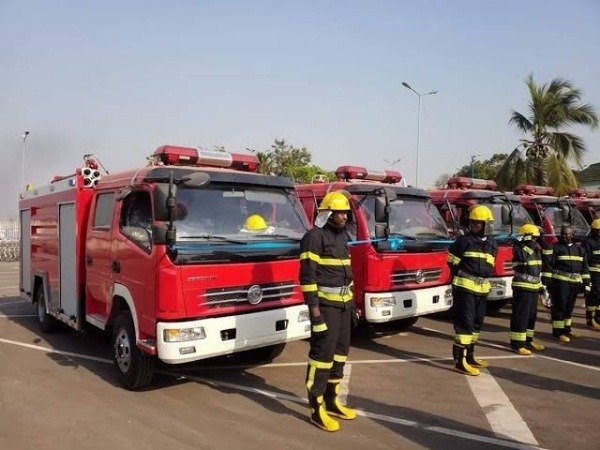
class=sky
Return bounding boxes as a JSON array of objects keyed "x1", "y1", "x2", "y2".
[{"x1": 1, "y1": 0, "x2": 599, "y2": 218}]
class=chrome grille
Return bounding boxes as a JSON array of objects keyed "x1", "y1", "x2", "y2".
[
  {"x1": 202, "y1": 281, "x2": 297, "y2": 307},
  {"x1": 503, "y1": 261, "x2": 515, "y2": 272},
  {"x1": 391, "y1": 268, "x2": 442, "y2": 285}
]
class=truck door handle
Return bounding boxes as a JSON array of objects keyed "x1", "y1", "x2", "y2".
[
  {"x1": 86, "y1": 255, "x2": 93, "y2": 266},
  {"x1": 111, "y1": 261, "x2": 121, "y2": 273}
]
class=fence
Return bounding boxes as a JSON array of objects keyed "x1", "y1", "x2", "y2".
[{"x1": 0, "y1": 221, "x2": 20, "y2": 262}]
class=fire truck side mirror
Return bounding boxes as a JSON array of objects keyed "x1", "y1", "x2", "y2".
[
  {"x1": 560, "y1": 204, "x2": 570, "y2": 222},
  {"x1": 180, "y1": 172, "x2": 210, "y2": 188},
  {"x1": 374, "y1": 196, "x2": 390, "y2": 223},
  {"x1": 501, "y1": 204, "x2": 511, "y2": 225},
  {"x1": 152, "y1": 224, "x2": 168, "y2": 245},
  {"x1": 154, "y1": 184, "x2": 177, "y2": 221},
  {"x1": 375, "y1": 223, "x2": 389, "y2": 239}
]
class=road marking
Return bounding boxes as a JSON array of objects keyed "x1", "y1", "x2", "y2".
[
  {"x1": 161, "y1": 370, "x2": 542, "y2": 450},
  {"x1": 0, "y1": 337, "x2": 113, "y2": 364},
  {"x1": 0, "y1": 314, "x2": 36, "y2": 318},
  {"x1": 338, "y1": 363, "x2": 351, "y2": 404},
  {"x1": 467, "y1": 369, "x2": 539, "y2": 446},
  {"x1": 535, "y1": 354, "x2": 600, "y2": 372}
]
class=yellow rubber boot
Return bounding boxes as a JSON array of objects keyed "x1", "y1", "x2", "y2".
[
  {"x1": 324, "y1": 382, "x2": 357, "y2": 420},
  {"x1": 514, "y1": 347, "x2": 532, "y2": 356},
  {"x1": 586, "y1": 310, "x2": 600, "y2": 331},
  {"x1": 309, "y1": 395, "x2": 340, "y2": 432},
  {"x1": 453, "y1": 344, "x2": 480, "y2": 376},
  {"x1": 466, "y1": 344, "x2": 489, "y2": 368},
  {"x1": 554, "y1": 334, "x2": 570, "y2": 344},
  {"x1": 526, "y1": 341, "x2": 545, "y2": 351}
]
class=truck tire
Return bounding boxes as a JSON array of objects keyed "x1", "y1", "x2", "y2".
[
  {"x1": 392, "y1": 316, "x2": 419, "y2": 331},
  {"x1": 112, "y1": 312, "x2": 155, "y2": 390},
  {"x1": 240, "y1": 343, "x2": 286, "y2": 363},
  {"x1": 36, "y1": 286, "x2": 58, "y2": 333}
]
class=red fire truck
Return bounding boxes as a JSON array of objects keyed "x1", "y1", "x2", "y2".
[
  {"x1": 568, "y1": 188, "x2": 600, "y2": 225},
  {"x1": 430, "y1": 177, "x2": 535, "y2": 308},
  {"x1": 514, "y1": 184, "x2": 590, "y2": 244},
  {"x1": 296, "y1": 165, "x2": 453, "y2": 328},
  {"x1": 19, "y1": 146, "x2": 311, "y2": 389}
]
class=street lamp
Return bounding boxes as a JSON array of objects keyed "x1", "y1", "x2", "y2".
[
  {"x1": 401, "y1": 82, "x2": 437, "y2": 187},
  {"x1": 383, "y1": 157, "x2": 402, "y2": 167},
  {"x1": 20, "y1": 130, "x2": 30, "y2": 191}
]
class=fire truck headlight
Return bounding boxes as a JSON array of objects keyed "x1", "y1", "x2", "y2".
[
  {"x1": 370, "y1": 297, "x2": 396, "y2": 307},
  {"x1": 298, "y1": 310, "x2": 310, "y2": 322},
  {"x1": 163, "y1": 327, "x2": 206, "y2": 343},
  {"x1": 444, "y1": 287, "x2": 453, "y2": 305}
]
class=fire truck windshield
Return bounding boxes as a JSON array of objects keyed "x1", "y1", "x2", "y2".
[
  {"x1": 175, "y1": 185, "x2": 308, "y2": 242},
  {"x1": 362, "y1": 197, "x2": 449, "y2": 239},
  {"x1": 543, "y1": 205, "x2": 589, "y2": 237},
  {"x1": 485, "y1": 202, "x2": 533, "y2": 236}
]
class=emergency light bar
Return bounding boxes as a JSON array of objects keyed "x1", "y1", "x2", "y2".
[
  {"x1": 568, "y1": 188, "x2": 588, "y2": 198},
  {"x1": 514, "y1": 184, "x2": 555, "y2": 196},
  {"x1": 153, "y1": 145, "x2": 259, "y2": 172},
  {"x1": 335, "y1": 165, "x2": 402, "y2": 184},
  {"x1": 446, "y1": 177, "x2": 497, "y2": 191}
]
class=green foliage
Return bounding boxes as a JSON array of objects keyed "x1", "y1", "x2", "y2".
[{"x1": 454, "y1": 153, "x2": 510, "y2": 181}]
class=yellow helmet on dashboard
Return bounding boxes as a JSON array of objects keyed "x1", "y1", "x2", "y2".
[
  {"x1": 592, "y1": 218, "x2": 600, "y2": 230},
  {"x1": 244, "y1": 214, "x2": 268, "y2": 231},
  {"x1": 319, "y1": 191, "x2": 351, "y2": 211},
  {"x1": 468, "y1": 205, "x2": 494, "y2": 222},
  {"x1": 519, "y1": 223, "x2": 541, "y2": 237}
]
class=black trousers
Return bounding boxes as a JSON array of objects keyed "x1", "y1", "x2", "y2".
[
  {"x1": 453, "y1": 288, "x2": 487, "y2": 345},
  {"x1": 587, "y1": 272, "x2": 600, "y2": 309},
  {"x1": 305, "y1": 304, "x2": 352, "y2": 398},
  {"x1": 550, "y1": 280, "x2": 580, "y2": 335},
  {"x1": 510, "y1": 288, "x2": 538, "y2": 349}
]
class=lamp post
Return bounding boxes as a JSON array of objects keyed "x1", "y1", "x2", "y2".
[
  {"x1": 401, "y1": 82, "x2": 437, "y2": 187},
  {"x1": 20, "y1": 130, "x2": 30, "y2": 191}
]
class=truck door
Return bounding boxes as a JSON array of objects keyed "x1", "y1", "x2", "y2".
[
  {"x1": 58, "y1": 202, "x2": 80, "y2": 327},
  {"x1": 86, "y1": 191, "x2": 116, "y2": 318},
  {"x1": 112, "y1": 190, "x2": 156, "y2": 338}
]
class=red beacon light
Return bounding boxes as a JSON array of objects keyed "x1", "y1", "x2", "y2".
[
  {"x1": 153, "y1": 146, "x2": 259, "y2": 172},
  {"x1": 568, "y1": 188, "x2": 587, "y2": 198},
  {"x1": 335, "y1": 165, "x2": 402, "y2": 184},
  {"x1": 447, "y1": 177, "x2": 497, "y2": 191},
  {"x1": 514, "y1": 184, "x2": 555, "y2": 196}
]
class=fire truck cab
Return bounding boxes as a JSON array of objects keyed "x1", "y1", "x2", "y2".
[
  {"x1": 430, "y1": 177, "x2": 535, "y2": 306},
  {"x1": 19, "y1": 146, "x2": 311, "y2": 389},
  {"x1": 515, "y1": 184, "x2": 590, "y2": 244},
  {"x1": 568, "y1": 188, "x2": 600, "y2": 225},
  {"x1": 296, "y1": 165, "x2": 453, "y2": 328}
]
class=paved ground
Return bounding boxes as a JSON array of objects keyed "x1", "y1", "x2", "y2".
[{"x1": 0, "y1": 262, "x2": 598, "y2": 449}]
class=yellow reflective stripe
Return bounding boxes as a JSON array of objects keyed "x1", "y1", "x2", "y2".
[
  {"x1": 327, "y1": 378, "x2": 343, "y2": 384},
  {"x1": 463, "y1": 251, "x2": 495, "y2": 265},
  {"x1": 452, "y1": 276, "x2": 491, "y2": 294},
  {"x1": 585, "y1": 285, "x2": 591, "y2": 292},
  {"x1": 305, "y1": 365, "x2": 317, "y2": 390},
  {"x1": 301, "y1": 283, "x2": 318, "y2": 292},
  {"x1": 557, "y1": 255, "x2": 583, "y2": 261},
  {"x1": 317, "y1": 291, "x2": 354, "y2": 302},
  {"x1": 512, "y1": 281, "x2": 543, "y2": 291},
  {"x1": 542, "y1": 249, "x2": 553, "y2": 255},
  {"x1": 333, "y1": 354, "x2": 347, "y2": 363},
  {"x1": 510, "y1": 331, "x2": 527, "y2": 341},
  {"x1": 587, "y1": 306, "x2": 598, "y2": 312},
  {"x1": 565, "y1": 318, "x2": 572, "y2": 326},
  {"x1": 514, "y1": 260, "x2": 542, "y2": 266},
  {"x1": 552, "y1": 274, "x2": 582, "y2": 283},
  {"x1": 526, "y1": 329, "x2": 535, "y2": 338},
  {"x1": 593, "y1": 250, "x2": 600, "y2": 255},
  {"x1": 552, "y1": 320, "x2": 565, "y2": 329},
  {"x1": 523, "y1": 247, "x2": 534, "y2": 255},
  {"x1": 541, "y1": 272, "x2": 553, "y2": 278},
  {"x1": 447, "y1": 253, "x2": 461, "y2": 265},
  {"x1": 581, "y1": 274, "x2": 591, "y2": 279},
  {"x1": 589, "y1": 266, "x2": 600, "y2": 272},
  {"x1": 300, "y1": 251, "x2": 351, "y2": 266},
  {"x1": 308, "y1": 358, "x2": 333, "y2": 370},
  {"x1": 455, "y1": 334, "x2": 472, "y2": 345},
  {"x1": 312, "y1": 323, "x2": 328, "y2": 333},
  {"x1": 472, "y1": 332, "x2": 480, "y2": 343}
]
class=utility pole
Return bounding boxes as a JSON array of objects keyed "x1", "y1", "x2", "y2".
[{"x1": 20, "y1": 130, "x2": 30, "y2": 191}]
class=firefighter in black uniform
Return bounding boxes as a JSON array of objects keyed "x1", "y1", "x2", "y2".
[
  {"x1": 545, "y1": 226, "x2": 590, "y2": 343},
  {"x1": 447, "y1": 205, "x2": 498, "y2": 376},
  {"x1": 300, "y1": 191, "x2": 356, "y2": 432},
  {"x1": 582, "y1": 218, "x2": 600, "y2": 331},
  {"x1": 510, "y1": 224, "x2": 546, "y2": 354}
]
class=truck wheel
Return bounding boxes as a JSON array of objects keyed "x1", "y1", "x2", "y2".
[
  {"x1": 240, "y1": 343, "x2": 286, "y2": 363},
  {"x1": 112, "y1": 312, "x2": 155, "y2": 390},
  {"x1": 393, "y1": 316, "x2": 419, "y2": 331},
  {"x1": 36, "y1": 287, "x2": 57, "y2": 333}
]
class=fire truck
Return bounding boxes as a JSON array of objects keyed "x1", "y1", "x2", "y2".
[
  {"x1": 296, "y1": 165, "x2": 453, "y2": 328},
  {"x1": 19, "y1": 146, "x2": 311, "y2": 389},
  {"x1": 568, "y1": 188, "x2": 600, "y2": 225},
  {"x1": 514, "y1": 184, "x2": 590, "y2": 244},
  {"x1": 430, "y1": 177, "x2": 535, "y2": 308}
]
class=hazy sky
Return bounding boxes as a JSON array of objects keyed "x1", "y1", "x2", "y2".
[{"x1": 1, "y1": 1, "x2": 599, "y2": 218}]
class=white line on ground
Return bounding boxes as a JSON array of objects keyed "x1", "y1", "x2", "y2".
[
  {"x1": 338, "y1": 363, "x2": 351, "y2": 404},
  {"x1": 467, "y1": 369, "x2": 539, "y2": 446},
  {"x1": 535, "y1": 353, "x2": 600, "y2": 372},
  {"x1": 0, "y1": 337, "x2": 113, "y2": 363},
  {"x1": 0, "y1": 314, "x2": 36, "y2": 318}
]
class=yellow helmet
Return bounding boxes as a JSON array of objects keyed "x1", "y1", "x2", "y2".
[
  {"x1": 468, "y1": 205, "x2": 494, "y2": 222},
  {"x1": 519, "y1": 223, "x2": 541, "y2": 237},
  {"x1": 244, "y1": 214, "x2": 268, "y2": 231},
  {"x1": 319, "y1": 191, "x2": 351, "y2": 211},
  {"x1": 592, "y1": 218, "x2": 600, "y2": 230}
]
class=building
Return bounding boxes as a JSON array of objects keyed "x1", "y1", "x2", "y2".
[{"x1": 576, "y1": 162, "x2": 600, "y2": 189}]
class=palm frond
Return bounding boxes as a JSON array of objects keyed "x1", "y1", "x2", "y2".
[
  {"x1": 565, "y1": 103, "x2": 599, "y2": 129},
  {"x1": 546, "y1": 154, "x2": 579, "y2": 196},
  {"x1": 509, "y1": 110, "x2": 533, "y2": 132},
  {"x1": 547, "y1": 132, "x2": 586, "y2": 166},
  {"x1": 495, "y1": 147, "x2": 525, "y2": 190}
]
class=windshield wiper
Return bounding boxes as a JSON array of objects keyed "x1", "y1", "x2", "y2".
[
  {"x1": 248, "y1": 234, "x2": 301, "y2": 242},
  {"x1": 389, "y1": 233, "x2": 417, "y2": 240},
  {"x1": 178, "y1": 235, "x2": 248, "y2": 244}
]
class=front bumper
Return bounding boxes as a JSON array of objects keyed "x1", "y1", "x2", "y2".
[
  {"x1": 487, "y1": 276, "x2": 513, "y2": 301},
  {"x1": 364, "y1": 284, "x2": 453, "y2": 323},
  {"x1": 156, "y1": 304, "x2": 310, "y2": 364}
]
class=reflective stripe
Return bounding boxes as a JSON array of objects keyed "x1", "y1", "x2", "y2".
[
  {"x1": 308, "y1": 358, "x2": 333, "y2": 369},
  {"x1": 447, "y1": 253, "x2": 461, "y2": 265},
  {"x1": 512, "y1": 281, "x2": 543, "y2": 291},
  {"x1": 463, "y1": 251, "x2": 495, "y2": 265},
  {"x1": 318, "y1": 284, "x2": 353, "y2": 294},
  {"x1": 327, "y1": 378, "x2": 342, "y2": 384},
  {"x1": 472, "y1": 332, "x2": 480, "y2": 343},
  {"x1": 513, "y1": 260, "x2": 542, "y2": 267},
  {"x1": 510, "y1": 331, "x2": 527, "y2": 341},
  {"x1": 593, "y1": 250, "x2": 600, "y2": 255},
  {"x1": 301, "y1": 283, "x2": 318, "y2": 292},
  {"x1": 523, "y1": 246, "x2": 534, "y2": 255},
  {"x1": 553, "y1": 273, "x2": 582, "y2": 283},
  {"x1": 312, "y1": 323, "x2": 328, "y2": 333},
  {"x1": 590, "y1": 266, "x2": 600, "y2": 272},
  {"x1": 333, "y1": 354, "x2": 347, "y2": 363},
  {"x1": 552, "y1": 320, "x2": 565, "y2": 329},
  {"x1": 541, "y1": 272, "x2": 553, "y2": 278},
  {"x1": 585, "y1": 285, "x2": 591, "y2": 292},
  {"x1": 452, "y1": 276, "x2": 492, "y2": 294},
  {"x1": 587, "y1": 306, "x2": 598, "y2": 312},
  {"x1": 581, "y1": 274, "x2": 591, "y2": 279},
  {"x1": 557, "y1": 255, "x2": 583, "y2": 261},
  {"x1": 317, "y1": 291, "x2": 354, "y2": 302},
  {"x1": 300, "y1": 251, "x2": 351, "y2": 266},
  {"x1": 455, "y1": 334, "x2": 472, "y2": 345},
  {"x1": 305, "y1": 365, "x2": 317, "y2": 390},
  {"x1": 526, "y1": 329, "x2": 534, "y2": 338},
  {"x1": 542, "y1": 249, "x2": 553, "y2": 255},
  {"x1": 565, "y1": 318, "x2": 572, "y2": 326}
]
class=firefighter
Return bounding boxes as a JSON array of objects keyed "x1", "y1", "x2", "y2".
[
  {"x1": 582, "y1": 218, "x2": 600, "y2": 331},
  {"x1": 510, "y1": 224, "x2": 546, "y2": 354},
  {"x1": 545, "y1": 226, "x2": 590, "y2": 343},
  {"x1": 447, "y1": 205, "x2": 498, "y2": 376},
  {"x1": 299, "y1": 191, "x2": 356, "y2": 432}
]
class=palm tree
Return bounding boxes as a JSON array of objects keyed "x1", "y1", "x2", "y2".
[{"x1": 497, "y1": 75, "x2": 598, "y2": 195}]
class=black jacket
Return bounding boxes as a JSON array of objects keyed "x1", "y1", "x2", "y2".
[
  {"x1": 543, "y1": 239, "x2": 589, "y2": 285},
  {"x1": 582, "y1": 235, "x2": 600, "y2": 277},
  {"x1": 511, "y1": 237, "x2": 543, "y2": 291},
  {"x1": 447, "y1": 233, "x2": 498, "y2": 295},
  {"x1": 299, "y1": 223, "x2": 353, "y2": 308}
]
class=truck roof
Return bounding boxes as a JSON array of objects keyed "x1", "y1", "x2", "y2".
[
  {"x1": 429, "y1": 188, "x2": 521, "y2": 204},
  {"x1": 297, "y1": 181, "x2": 431, "y2": 199}
]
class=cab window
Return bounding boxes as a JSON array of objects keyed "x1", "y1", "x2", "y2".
[{"x1": 120, "y1": 191, "x2": 152, "y2": 251}]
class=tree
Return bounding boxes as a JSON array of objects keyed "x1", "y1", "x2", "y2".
[
  {"x1": 497, "y1": 74, "x2": 598, "y2": 195},
  {"x1": 434, "y1": 173, "x2": 452, "y2": 188},
  {"x1": 454, "y1": 153, "x2": 511, "y2": 181}
]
